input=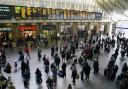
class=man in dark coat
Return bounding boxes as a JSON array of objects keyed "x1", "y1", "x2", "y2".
[{"x1": 83, "y1": 63, "x2": 91, "y2": 80}]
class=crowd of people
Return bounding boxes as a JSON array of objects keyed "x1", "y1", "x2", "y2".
[{"x1": 1, "y1": 32, "x2": 128, "y2": 89}]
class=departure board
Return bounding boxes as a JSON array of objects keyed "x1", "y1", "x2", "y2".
[
  {"x1": 27, "y1": 7, "x2": 32, "y2": 19},
  {"x1": 21, "y1": 7, "x2": 27, "y2": 19},
  {"x1": 80, "y1": 11, "x2": 83, "y2": 20},
  {"x1": 73, "y1": 10, "x2": 77, "y2": 19},
  {"x1": 48, "y1": 8, "x2": 52, "y2": 19},
  {"x1": 64, "y1": 9, "x2": 68, "y2": 19},
  {"x1": 67, "y1": 10, "x2": 71, "y2": 19},
  {"x1": 70, "y1": 10, "x2": 74, "y2": 19},
  {"x1": 76, "y1": 11, "x2": 80, "y2": 20},
  {"x1": 59, "y1": 9, "x2": 64, "y2": 19},
  {"x1": 55, "y1": 9, "x2": 59, "y2": 19},
  {"x1": 15, "y1": 6, "x2": 21, "y2": 19},
  {"x1": 42, "y1": 8, "x2": 48, "y2": 20},
  {"x1": 32, "y1": 7, "x2": 38, "y2": 19},
  {"x1": 38, "y1": 7, "x2": 42, "y2": 19},
  {"x1": 51, "y1": 9, "x2": 56, "y2": 19}
]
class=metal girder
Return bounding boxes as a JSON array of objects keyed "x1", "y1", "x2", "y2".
[{"x1": 95, "y1": 0, "x2": 110, "y2": 14}]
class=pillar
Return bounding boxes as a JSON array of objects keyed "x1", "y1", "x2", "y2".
[{"x1": 72, "y1": 22, "x2": 77, "y2": 34}]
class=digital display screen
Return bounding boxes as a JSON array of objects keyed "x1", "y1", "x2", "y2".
[
  {"x1": 15, "y1": 6, "x2": 21, "y2": 19},
  {"x1": 64, "y1": 9, "x2": 68, "y2": 19},
  {"x1": 32, "y1": 7, "x2": 38, "y2": 19},
  {"x1": 0, "y1": 4, "x2": 15, "y2": 20},
  {"x1": 21, "y1": 7, "x2": 27, "y2": 19},
  {"x1": 42, "y1": 8, "x2": 48, "y2": 20},
  {"x1": 38, "y1": 7, "x2": 42, "y2": 19},
  {"x1": 27, "y1": 7, "x2": 32, "y2": 19}
]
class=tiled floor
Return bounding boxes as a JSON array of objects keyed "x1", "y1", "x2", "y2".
[{"x1": 2, "y1": 45, "x2": 128, "y2": 89}]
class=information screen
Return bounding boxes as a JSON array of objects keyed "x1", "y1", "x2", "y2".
[
  {"x1": 38, "y1": 7, "x2": 42, "y2": 19},
  {"x1": 42, "y1": 8, "x2": 48, "y2": 20},
  {"x1": 27, "y1": 7, "x2": 32, "y2": 19},
  {"x1": 21, "y1": 7, "x2": 27, "y2": 19},
  {"x1": 15, "y1": 6, "x2": 21, "y2": 19},
  {"x1": 32, "y1": 7, "x2": 38, "y2": 19}
]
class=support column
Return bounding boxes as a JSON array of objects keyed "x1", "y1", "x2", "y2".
[
  {"x1": 13, "y1": 23, "x2": 20, "y2": 41},
  {"x1": 72, "y1": 22, "x2": 77, "y2": 34}
]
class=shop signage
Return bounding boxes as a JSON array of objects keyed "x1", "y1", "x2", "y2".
[
  {"x1": 19, "y1": 25, "x2": 37, "y2": 31},
  {"x1": 0, "y1": 4, "x2": 15, "y2": 20},
  {"x1": 0, "y1": 28, "x2": 12, "y2": 32},
  {"x1": 42, "y1": 25, "x2": 55, "y2": 30}
]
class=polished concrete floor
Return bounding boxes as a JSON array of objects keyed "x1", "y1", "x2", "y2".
[{"x1": 2, "y1": 45, "x2": 128, "y2": 89}]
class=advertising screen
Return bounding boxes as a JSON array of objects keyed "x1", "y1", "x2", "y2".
[{"x1": 0, "y1": 4, "x2": 15, "y2": 20}]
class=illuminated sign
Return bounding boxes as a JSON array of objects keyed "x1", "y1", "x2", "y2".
[
  {"x1": 64, "y1": 9, "x2": 68, "y2": 19},
  {"x1": 42, "y1": 8, "x2": 48, "y2": 20},
  {"x1": 48, "y1": 8, "x2": 52, "y2": 19},
  {"x1": 38, "y1": 7, "x2": 42, "y2": 19},
  {"x1": 15, "y1": 6, "x2": 21, "y2": 19},
  {"x1": 32, "y1": 7, "x2": 38, "y2": 19},
  {"x1": 27, "y1": 7, "x2": 32, "y2": 19},
  {"x1": 21, "y1": 7, "x2": 27, "y2": 19},
  {"x1": 19, "y1": 25, "x2": 37, "y2": 31},
  {"x1": 0, "y1": 4, "x2": 15, "y2": 20}
]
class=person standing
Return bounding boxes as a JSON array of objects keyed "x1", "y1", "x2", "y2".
[
  {"x1": 25, "y1": 45, "x2": 30, "y2": 59},
  {"x1": 54, "y1": 54, "x2": 60, "y2": 69},
  {"x1": 46, "y1": 77, "x2": 54, "y2": 89},
  {"x1": 61, "y1": 62, "x2": 67, "y2": 77},
  {"x1": 4, "y1": 63, "x2": 11, "y2": 77},
  {"x1": 93, "y1": 59, "x2": 99, "y2": 74},
  {"x1": 83, "y1": 63, "x2": 91, "y2": 80},
  {"x1": 37, "y1": 47, "x2": 42, "y2": 61}
]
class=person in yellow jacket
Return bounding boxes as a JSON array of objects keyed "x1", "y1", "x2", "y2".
[{"x1": 7, "y1": 82, "x2": 15, "y2": 89}]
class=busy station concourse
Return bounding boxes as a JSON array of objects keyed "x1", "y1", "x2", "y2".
[{"x1": 0, "y1": 0, "x2": 128, "y2": 89}]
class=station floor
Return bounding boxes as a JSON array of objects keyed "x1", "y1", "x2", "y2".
[{"x1": 2, "y1": 46, "x2": 128, "y2": 89}]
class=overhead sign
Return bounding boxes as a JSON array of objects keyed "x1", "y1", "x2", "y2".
[
  {"x1": 21, "y1": 7, "x2": 27, "y2": 19},
  {"x1": 27, "y1": 7, "x2": 32, "y2": 19},
  {"x1": 0, "y1": 4, "x2": 14, "y2": 20},
  {"x1": 15, "y1": 6, "x2": 21, "y2": 19},
  {"x1": 94, "y1": 12, "x2": 102, "y2": 20},
  {"x1": 19, "y1": 25, "x2": 37, "y2": 31}
]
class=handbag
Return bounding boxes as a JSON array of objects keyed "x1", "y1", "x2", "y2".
[{"x1": 76, "y1": 74, "x2": 79, "y2": 79}]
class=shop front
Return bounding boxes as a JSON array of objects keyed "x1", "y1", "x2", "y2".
[
  {"x1": 18, "y1": 25, "x2": 37, "y2": 40},
  {"x1": 60, "y1": 23, "x2": 73, "y2": 40},
  {"x1": 0, "y1": 24, "x2": 13, "y2": 42},
  {"x1": 41, "y1": 23, "x2": 57, "y2": 41}
]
